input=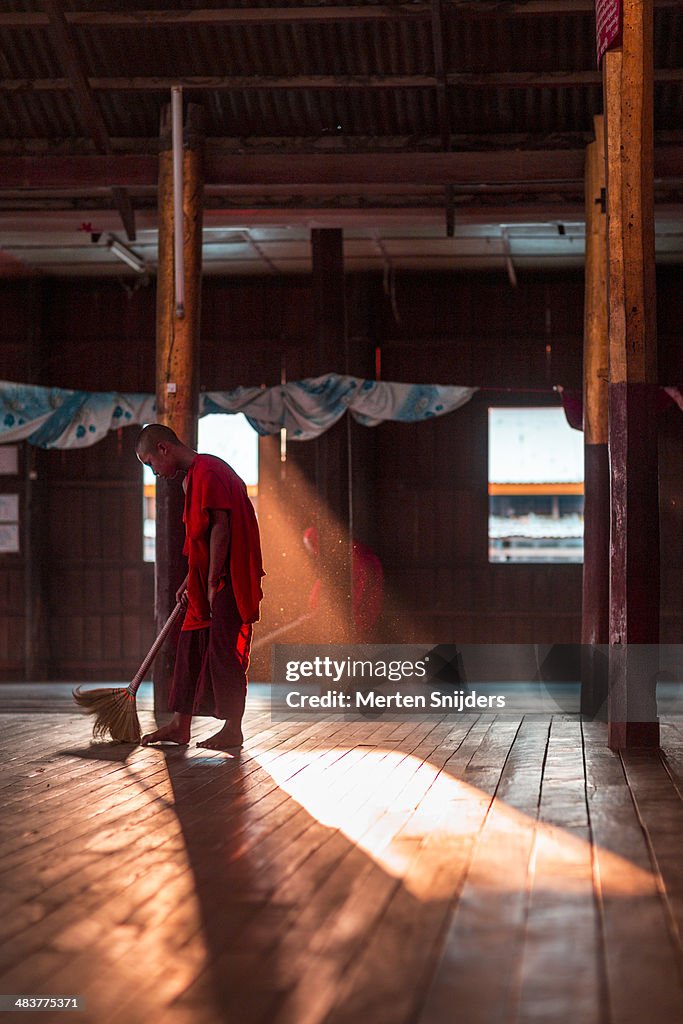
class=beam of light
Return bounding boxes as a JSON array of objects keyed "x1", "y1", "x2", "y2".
[
  {"x1": 252, "y1": 745, "x2": 655, "y2": 900},
  {"x1": 256, "y1": 434, "x2": 353, "y2": 646},
  {"x1": 256, "y1": 434, "x2": 417, "y2": 651}
]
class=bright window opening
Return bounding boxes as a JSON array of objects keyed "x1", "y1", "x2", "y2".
[
  {"x1": 488, "y1": 407, "x2": 584, "y2": 564},
  {"x1": 143, "y1": 414, "x2": 259, "y2": 562}
]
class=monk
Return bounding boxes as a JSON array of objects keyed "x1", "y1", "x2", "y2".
[{"x1": 135, "y1": 423, "x2": 264, "y2": 750}]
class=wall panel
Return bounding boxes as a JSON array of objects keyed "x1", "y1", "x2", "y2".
[{"x1": 0, "y1": 269, "x2": 680, "y2": 679}]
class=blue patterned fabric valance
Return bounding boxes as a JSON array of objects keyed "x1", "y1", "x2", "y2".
[{"x1": 0, "y1": 376, "x2": 477, "y2": 449}]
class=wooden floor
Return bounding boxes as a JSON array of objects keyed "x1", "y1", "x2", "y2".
[{"x1": 2, "y1": 693, "x2": 683, "y2": 1024}]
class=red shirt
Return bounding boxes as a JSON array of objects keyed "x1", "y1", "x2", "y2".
[{"x1": 182, "y1": 454, "x2": 264, "y2": 631}]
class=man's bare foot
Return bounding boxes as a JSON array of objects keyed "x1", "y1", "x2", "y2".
[
  {"x1": 196, "y1": 722, "x2": 243, "y2": 750},
  {"x1": 141, "y1": 713, "x2": 191, "y2": 746}
]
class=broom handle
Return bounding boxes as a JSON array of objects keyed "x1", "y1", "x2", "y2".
[
  {"x1": 128, "y1": 602, "x2": 185, "y2": 696},
  {"x1": 252, "y1": 611, "x2": 314, "y2": 651}
]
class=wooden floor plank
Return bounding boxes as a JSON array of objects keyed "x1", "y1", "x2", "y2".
[
  {"x1": 0, "y1": 720, "x2": 357, "y2": 981},
  {"x1": 659, "y1": 721, "x2": 683, "y2": 799},
  {"x1": 0, "y1": 713, "x2": 313, "y2": 876},
  {"x1": 0, "y1": 716, "x2": 339, "y2": 937},
  {"x1": 514, "y1": 717, "x2": 603, "y2": 1024},
  {"x1": 38, "y1": 720, "x2": 448, "y2": 1024},
  {"x1": 620, "y1": 748, "x2": 683, "y2": 973},
  {"x1": 282, "y1": 712, "x2": 528, "y2": 1024},
  {"x1": 301, "y1": 718, "x2": 503, "y2": 1024},
  {"x1": 172, "y1": 718, "x2": 472, "y2": 1024},
  {"x1": 583, "y1": 721, "x2": 683, "y2": 1024},
  {"x1": 416, "y1": 716, "x2": 544, "y2": 1024},
  {"x1": 2, "y1": 699, "x2": 682, "y2": 1024},
  {"x1": 0, "y1": 717, "x2": 415, "y2": 1012}
]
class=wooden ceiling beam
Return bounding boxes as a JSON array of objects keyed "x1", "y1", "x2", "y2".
[
  {"x1": 0, "y1": 151, "x2": 581, "y2": 189},
  {"x1": 6, "y1": 131, "x2": 683, "y2": 157},
  {"x1": 44, "y1": 0, "x2": 136, "y2": 239},
  {"x1": 0, "y1": 5, "x2": 431, "y2": 29},
  {"x1": 44, "y1": 2, "x2": 109, "y2": 152},
  {"x1": 430, "y1": 0, "x2": 456, "y2": 235},
  {"x1": 109, "y1": 186, "x2": 136, "y2": 240},
  {"x1": 446, "y1": 0, "x2": 677, "y2": 11},
  {"x1": 0, "y1": 147, "x2": 681, "y2": 189},
  {"x1": 0, "y1": 2, "x2": 678, "y2": 29},
  {"x1": 3, "y1": 69, "x2": 683, "y2": 92},
  {"x1": 431, "y1": 0, "x2": 451, "y2": 151}
]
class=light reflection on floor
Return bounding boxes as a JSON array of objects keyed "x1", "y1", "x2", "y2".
[{"x1": 253, "y1": 745, "x2": 655, "y2": 899}]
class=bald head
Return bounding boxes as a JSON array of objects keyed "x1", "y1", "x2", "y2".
[
  {"x1": 136, "y1": 423, "x2": 196, "y2": 479},
  {"x1": 136, "y1": 423, "x2": 181, "y2": 455}
]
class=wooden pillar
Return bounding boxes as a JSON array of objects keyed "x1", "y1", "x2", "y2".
[
  {"x1": 24, "y1": 279, "x2": 49, "y2": 680},
  {"x1": 24, "y1": 446, "x2": 49, "y2": 680},
  {"x1": 154, "y1": 102, "x2": 204, "y2": 709},
  {"x1": 581, "y1": 115, "x2": 610, "y2": 720},
  {"x1": 311, "y1": 228, "x2": 353, "y2": 641},
  {"x1": 347, "y1": 275, "x2": 378, "y2": 550},
  {"x1": 603, "y1": 0, "x2": 659, "y2": 749}
]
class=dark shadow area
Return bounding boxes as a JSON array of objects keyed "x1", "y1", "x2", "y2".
[
  {"x1": 128, "y1": 749, "x2": 276, "y2": 1021},
  {"x1": 59, "y1": 744, "x2": 137, "y2": 764}
]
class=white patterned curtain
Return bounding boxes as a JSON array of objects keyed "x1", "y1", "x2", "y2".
[{"x1": 0, "y1": 375, "x2": 477, "y2": 449}]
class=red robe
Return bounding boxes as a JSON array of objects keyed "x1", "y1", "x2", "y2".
[{"x1": 181, "y1": 454, "x2": 264, "y2": 631}]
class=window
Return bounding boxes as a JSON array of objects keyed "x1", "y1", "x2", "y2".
[
  {"x1": 0, "y1": 493, "x2": 20, "y2": 554},
  {"x1": 143, "y1": 414, "x2": 259, "y2": 562},
  {"x1": 488, "y1": 407, "x2": 584, "y2": 564}
]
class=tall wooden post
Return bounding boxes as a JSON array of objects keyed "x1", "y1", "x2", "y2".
[
  {"x1": 581, "y1": 115, "x2": 609, "y2": 720},
  {"x1": 24, "y1": 279, "x2": 49, "y2": 680},
  {"x1": 603, "y1": 0, "x2": 659, "y2": 749},
  {"x1": 311, "y1": 228, "x2": 353, "y2": 641},
  {"x1": 346, "y1": 275, "x2": 377, "y2": 550},
  {"x1": 154, "y1": 102, "x2": 204, "y2": 709}
]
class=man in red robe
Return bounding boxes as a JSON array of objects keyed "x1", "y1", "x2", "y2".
[{"x1": 135, "y1": 423, "x2": 264, "y2": 750}]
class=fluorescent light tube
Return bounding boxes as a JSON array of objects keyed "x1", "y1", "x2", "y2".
[{"x1": 107, "y1": 236, "x2": 146, "y2": 274}]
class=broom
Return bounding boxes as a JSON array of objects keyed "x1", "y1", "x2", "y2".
[{"x1": 72, "y1": 602, "x2": 184, "y2": 743}]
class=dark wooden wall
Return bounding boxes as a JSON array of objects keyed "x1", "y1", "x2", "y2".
[
  {"x1": 372, "y1": 274, "x2": 585, "y2": 643},
  {"x1": 0, "y1": 268, "x2": 681, "y2": 679}
]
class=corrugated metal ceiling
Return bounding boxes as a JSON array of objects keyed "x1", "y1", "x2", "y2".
[
  {"x1": 1, "y1": 2, "x2": 680, "y2": 141},
  {"x1": 0, "y1": 1, "x2": 680, "y2": 274}
]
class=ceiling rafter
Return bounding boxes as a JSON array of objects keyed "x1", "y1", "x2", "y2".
[
  {"x1": 0, "y1": 147, "x2": 681, "y2": 190},
  {"x1": 0, "y1": 198, "x2": 591, "y2": 218},
  {"x1": 430, "y1": 0, "x2": 456, "y2": 237},
  {"x1": 0, "y1": 2, "x2": 678, "y2": 29},
  {"x1": 43, "y1": 0, "x2": 136, "y2": 240},
  {"x1": 0, "y1": 2, "x2": 680, "y2": 275},
  {"x1": 3, "y1": 69, "x2": 682, "y2": 93},
  {"x1": 6, "y1": 131, "x2": 683, "y2": 157},
  {"x1": 431, "y1": 0, "x2": 451, "y2": 151}
]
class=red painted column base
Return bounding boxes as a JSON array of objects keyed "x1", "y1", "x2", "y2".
[{"x1": 608, "y1": 720, "x2": 660, "y2": 750}]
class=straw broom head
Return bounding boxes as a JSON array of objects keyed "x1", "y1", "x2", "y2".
[
  {"x1": 72, "y1": 686, "x2": 141, "y2": 743},
  {"x1": 72, "y1": 602, "x2": 184, "y2": 744}
]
